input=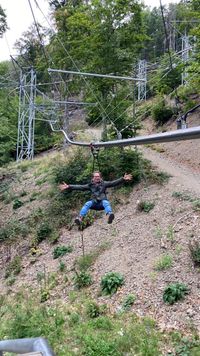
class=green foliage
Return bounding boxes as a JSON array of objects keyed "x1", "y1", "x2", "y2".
[
  {"x1": 151, "y1": 98, "x2": 174, "y2": 126},
  {"x1": 192, "y1": 199, "x2": 200, "y2": 211},
  {"x1": 154, "y1": 254, "x2": 173, "y2": 271},
  {"x1": 13, "y1": 198, "x2": 24, "y2": 210},
  {"x1": 40, "y1": 289, "x2": 50, "y2": 303},
  {"x1": 36, "y1": 222, "x2": 53, "y2": 243},
  {"x1": 5, "y1": 255, "x2": 22, "y2": 279},
  {"x1": 163, "y1": 283, "x2": 190, "y2": 305},
  {"x1": 189, "y1": 240, "x2": 200, "y2": 267},
  {"x1": 86, "y1": 301, "x2": 101, "y2": 318},
  {"x1": 75, "y1": 243, "x2": 110, "y2": 271},
  {"x1": 122, "y1": 294, "x2": 136, "y2": 311},
  {"x1": 137, "y1": 200, "x2": 155, "y2": 213},
  {"x1": 58, "y1": 261, "x2": 66, "y2": 272},
  {"x1": 73, "y1": 271, "x2": 93, "y2": 289},
  {"x1": 101, "y1": 272, "x2": 124, "y2": 295},
  {"x1": 0, "y1": 219, "x2": 29, "y2": 242},
  {"x1": 53, "y1": 245, "x2": 73, "y2": 259}
]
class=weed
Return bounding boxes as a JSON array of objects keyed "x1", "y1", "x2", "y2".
[
  {"x1": 68, "y1": 312, "x2": 80, "y2": 326},
  {"x1": 0, "y1": 219, "x2": 29, "y2": 241},
  {"x1": 13, "y1": 198, "x2": 24, "y2": 209},
  {"x1": 90, "y1": 316, "x2": 113, "y2": 330},
  {"x1": 75, "y1": 243, "x2": 110, "y2": 271},
  {"x1": 172, "y1": 191, "x2": 192, "y2": 201},
  {"x1": 36, "y1": 222, "x2": 52, "y2": 243},
  {"x1": 122, "y1": 294, "x2": 136, "y2": 311},
  {"x1": 154, "y1": 226, "x2": 163, "y2": 239},
  {"x1": 59, "y1": 261, "x2": 66, "y2": 272},
  {"x1": 137, "y1": 200, "x2": 155, "y2": 213},
  {"x1": 5, "y1": 255, "x2": 22, "y2": 279},
  {"x1": 189, "y1": 240, "x2": 200, "y2": 267},
  {"x1": 35, "y1": 176, "x2": 48, "y2": 186},
  {"x1": 154, "y1": 254, "x2": 173, "y2": 271},
  {"x1": 86, "y1": 301, "x2": 104, "y2": 318},
  {"x1": 163, "y1": 283, "x2": 190, "y2": 305},
  {"x1": 53, "y1": 245, "x2": 73, "y2": 259},
  {"x1": 101, "y1": 272, "x2": 124, "y2": 295},
  {"x1": 40, "y1": 289, "x2": 50, "y2": 303},
  {"x1": 192, "y1": 199, "x2": 200, "y2": 211},
  {"x1": 73, "y1": 271, "x2": 93, "y2": 289},
  {"x1": 6, "y1": 276, "x2": 16, "y2": 286},
  {"x1": 166, "y1": 225, "x2": 175, "y2": 243}
]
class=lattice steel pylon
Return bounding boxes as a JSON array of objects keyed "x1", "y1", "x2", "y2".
[
  {"x1": 17, "y1": 68, "x2": 36, "y2": 161},
  {"x1": 137, "y1": 60, "x2": 147, "y2": 101},
  {"x1": 181, "y1": 33, "x2": 191, "y2": 85}
]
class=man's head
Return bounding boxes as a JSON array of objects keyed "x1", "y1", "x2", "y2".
[{"x1": 92, "y1": 171, "x2": 102, "y2": 183}]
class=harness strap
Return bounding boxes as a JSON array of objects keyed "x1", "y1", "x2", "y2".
[{"x1": 90, "y1": 143, "x2": 100, "y2": 172}]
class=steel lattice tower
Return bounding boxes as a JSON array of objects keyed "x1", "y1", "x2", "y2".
[
  {"x1": 17, "y1": 68, "x2": 36, "y2": 161},
  {"x1": 181, "y1": 33, "x2": 192, "y2": 85},
  {"x1": 137, "y1": 60, "x2": 147, "y2": 101}
]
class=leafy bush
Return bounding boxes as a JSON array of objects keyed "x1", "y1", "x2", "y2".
[
  {"x1": 122, "y1": 294, "x2": 136, "y2": 311},
  {"x1": 151, "y1": 98, "x2": 173, "y2": 126},
  {"x1": 154, "y1": 254, "x2": 173, "y2": 271},
  {"x1": 189, "y1": 241, "x2": 200, "y2": 267},
  {"x1": 13, "y1": 198, "x2": 24, "y2": 210},
  {"x1": 5, "y1": 256, "x2": 22, "y2": 279},
  {"x1": 53, "y1": 245, "x2": 73, "y2": 259},
  {"x1": 0, "y1": 220, "x2": 29, "y2": 241},
  {"x1": 73, "y1": 271, "x2": 93, "y2": 289},
  {"x1": 101, "y1": 272, "x2": 124, "y2": 295},
  {"x1": 137, "y1": 200, "x2": 155, "y2": 213},
  {"x1": 36, "y1": 222, "x2": 52, "y2": 243},
  {"x1": 163, "y1": 283, "x2": 189, "y2": 305},
  {"x1": 86, "y1": 301, "x2": 101, "y2": 318}
]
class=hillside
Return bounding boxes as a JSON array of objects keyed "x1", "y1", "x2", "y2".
[{"x1": 0, "y1": 115, "x2": 200, "y2": 354}]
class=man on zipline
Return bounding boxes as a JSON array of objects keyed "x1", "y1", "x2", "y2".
[{"x1": 59, "y1": 171, "x2": 132, "y2": 225}]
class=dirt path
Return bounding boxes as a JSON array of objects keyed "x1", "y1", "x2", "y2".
[{"x1": 140, "y1": 146, "x2": 200, "y2": 196}]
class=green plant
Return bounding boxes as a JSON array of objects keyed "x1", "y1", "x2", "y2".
[
  {"x1": 122, "y1": 294, "x2": 136, "y2": 311},
  {"x1": 163, "y1": 283, "x2": 190, "y2": 305},
  {"x1": 40, "y1": 289, "x2": 50, "y2": 303},
  {"x1": 36, "y1": 222, "x2": 52, "y2": 243},
  {"x1": 86, "y1": 301, "x2": 101, "y2": 318},
  {"x1": 192, "y1": 199, "x2": 200, "y2": 211},
  {"x1": 0, "y1": 220, "x2": 29, "y2": 242},
  {"x1": 5, "y1": 256, "x2": 22, "y2": 279},
  {"x1": 13, "y1": 198, "x2": 23, "y2": 209},
  {"x1": 137, "y1": 200, "x2": 155, "y2": 213},
  {"x1": 53, "y1": 245, "x2": 73, "y2": 259},
  {"x1": 59, "y1": 261, "x2": 65, "y2": 272},
  {"x1": 151, "y1": 98, "x2": 173, "y2": 125},
  {"x1": 154, "y1": 254, "x2": 173, "y2": 271},
  {"x1": 166, "y1": 225, "x2": 175, "y2": 242},
  {"x1": 75, "y1": 243, "x2": 110, "y2": 271},
  {"x1": 189, "y1": 240, "x2": 200, "y2": 267},
  {"x1": 73, "y1": 271, "x2": 93, "y2": 289},
  {"x1": 101, "y1": 272, "x2": 124, "y2": 295}
]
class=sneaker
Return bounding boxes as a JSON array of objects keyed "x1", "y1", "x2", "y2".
[
  {"x1": 108, "y1": 213, "x2": 115, "y2": 224},
  {"x1": 75, "y1": 217, "x2": 82, "y2": 226}
]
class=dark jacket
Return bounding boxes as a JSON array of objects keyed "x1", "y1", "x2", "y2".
[{"x1": 69, "y1": 177, "x2": 124, "y2": 201}]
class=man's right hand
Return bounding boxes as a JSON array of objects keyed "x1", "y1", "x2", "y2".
[{"x1": 59, "y1": 182, "x2": 70, "y2": 191}]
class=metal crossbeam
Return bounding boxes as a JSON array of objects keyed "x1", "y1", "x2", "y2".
[{"x1": 49, "y1": 121, "x2": 200, "y2": 148}]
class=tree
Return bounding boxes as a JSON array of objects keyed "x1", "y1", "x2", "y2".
[{"x1": 0, "y1": 5, "x2": 8, "y2": 38}]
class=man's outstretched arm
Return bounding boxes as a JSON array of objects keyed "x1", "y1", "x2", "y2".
[
  {"x1": 59, "y1": 182, "x2": 90, "y2": 191},
  {"x1": 104, "y1": 173, "x2": 132, "y2": 188}
]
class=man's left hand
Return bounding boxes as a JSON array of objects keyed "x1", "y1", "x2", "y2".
[{"x1": 123, "y1": 173, "x2": 133, "y2": 181}]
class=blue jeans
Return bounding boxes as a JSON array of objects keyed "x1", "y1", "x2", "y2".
[{"x1": 80, "y1": 199, "x2": 112, "y2": 217}]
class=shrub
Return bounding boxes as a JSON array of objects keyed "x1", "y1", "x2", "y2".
[
  {"x1": 151, "y1": 98, "x2": 173, "y2": 126},
  {"x1": 137, "y1": 200, "x2": 155, "y2": 213},
  {"x1": 163, "y1": 283, "x2": 189, "y2": 305},
  {"x1": 36, "y1": 222, "x2": 52, "y2": 243},
  {"x1": 5, "y1": 256, "x2": 22, "y2": 279},
  {"x1": 73, "y1": 271, "x2": 93, "y2": 289},
  {"x1": 189, "y1": 241, "x2": 200, "y2": 267},
  {"x1": 101, "y1": 272, "x2": 124, "y2": 295},
  {"x1": 154, "y1": 254, "x2": 173, "y2": 271},
  {"x1": 13, "y1": 198, "x2": 23, "y2": 210},
  {"x1": 122, "y1": 294, "x2": 136, "y2": 311},
  {"x1": 86, "y1": 301, "x2": 101, "y2": 318},
  {"x1": 59, "y1": 261, "x2": 66, "y2": 272},
  {"x1": 53, "y1": 245, "x2": 73, "y2": 259}
]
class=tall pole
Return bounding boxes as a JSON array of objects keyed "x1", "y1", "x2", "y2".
[{"x1": 17, "y1": 68, "x2": 36, "y2": 161}]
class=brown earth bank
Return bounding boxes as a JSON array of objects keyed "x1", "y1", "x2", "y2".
[{"x1": 0, "y1": 113, "x2": 200, "y2": 337}]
